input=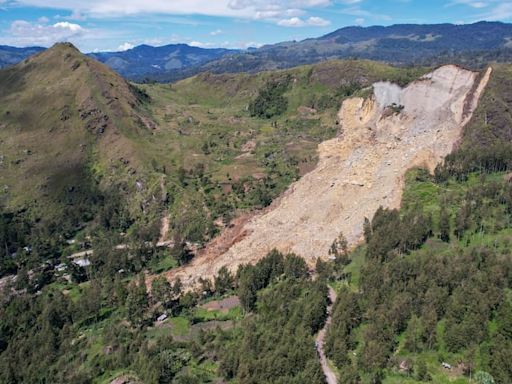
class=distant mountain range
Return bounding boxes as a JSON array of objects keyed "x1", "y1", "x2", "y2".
[
  {"x1": 88, "y1": 44, "x2": 237, "y2": 82},
  {"x1": 0, "y1": 43, "x2": 236, "y2": 81},
  {"x1": 0, "y1": 45, "x2": 45, "y2": 69},
  {"x1": 2, "y1": 21, "x2": 512, "y2": 82},
  {"x1": 198, "y1": 21, "x2": 512, "y2": 76}
]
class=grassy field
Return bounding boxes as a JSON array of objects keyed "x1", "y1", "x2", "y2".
[
  {"x1": 139, "y1": 60, "x2": 428, "y2": 184},
  {"x1": 191, "y1": 306, "x2": 242, "y2": 322}
]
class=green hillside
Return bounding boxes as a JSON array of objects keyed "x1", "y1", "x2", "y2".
[
  {"x1": 0, "y1": 43, "x2": 151, "y2": 210},
  {"x1": 0, "y1": 43, "x2": 166, "y2": 270},
  {"x1": 1, "y1": 45, "x2": 511, "y2": 384},
  {"x1": 0, "y1": 46, "x2": 426, "y2": 275}
]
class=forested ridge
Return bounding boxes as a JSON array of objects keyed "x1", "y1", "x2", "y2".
[
  {"x1": 3, "y1": 167, "x2": 512, "y2": 384},
  {"x1": 326, "y1": 170, "x2": 512, "y2": 383}
]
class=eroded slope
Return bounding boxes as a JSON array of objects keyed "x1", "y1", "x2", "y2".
[{"x1": 165, "y1": 65, "x2": 491, "y2": 287}]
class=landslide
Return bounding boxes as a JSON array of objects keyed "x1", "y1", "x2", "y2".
[{"x1": 165, "y1": 64, "x2": 492, "y2": 287}]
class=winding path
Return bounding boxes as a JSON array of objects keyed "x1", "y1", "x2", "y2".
[{"x1": 316, "y1": 287, "x2": 338, "y2": 384}]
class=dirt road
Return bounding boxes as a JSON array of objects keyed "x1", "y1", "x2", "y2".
[{"x1": 316, "y1": 287, "x2": 338, "y2": 384}]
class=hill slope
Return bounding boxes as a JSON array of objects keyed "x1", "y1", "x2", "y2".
[
  {"x1": 156, "y1": 64, "x2": 491, "y2": 287},
  {"x1": 0, "y1": 43, "x2": 159, "y2": 241},
  {"x1": 1, "y1": 47, "x2": 428, "y2": 274},
  {"x1": 1, "y1": 36, "x2": 512, "y2": 384}
]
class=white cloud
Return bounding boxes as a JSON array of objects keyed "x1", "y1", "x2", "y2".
[
  {"x1": 190, "y1": 40, "x2": 261, "y2": 49},
  {"x1": 475, "y1": 2, "x2": 512, "y2": 20},
  {"x1": 468, "y1": 2, "x2": 490, "y2": 7},
  {"x1": 277, "y1": 17, "x2": 304, "y2": 26},
  {"x1": 254, "y1": 8, "x2": 304, "y2": 20},
  {"x1": 117, "y1": 42, "x2": 134, "y2": 51},
  {"x1": 67, "y1": 10, "x2": 88, "y2": 20},
  {"x1": 277, "y1": 15, "x2": 330, "y2": 27},
  {"x1": 449, "y1": 0, "x2": 493, "y2": 8},
  {"x1": 0, "y1": 19, "x2": 87, "y2": 46},
  {"x1": 354, "y1": 17, "x2": 365, "y2": 25},
  {"x1": 228, "y1": 0, "x2": 331, "y2": 10},
  {"x1": 37, "y1": 16, "x2": 49, "y2": 23},
  {"x1": 210, "y1": 29, "x2": 223, "y2": 36},
  {"x1": 243, "y1": 41, "x2": 263, "y2": 48},
  {"x1": 190, "y1": 40, "x2": 216, "y2": 48},
  {"x1": 53, "y1": 21, "x2": 83, "y2": 32},
  {"x1": 190, "y1": 40, "x2": 235, "y2": 48},
  {"x1": 307, "y1": 16, "x2": 331, "y2": 26},
  {"x1": 13, "y1": 0, "x2": 332, "y2": 23}
]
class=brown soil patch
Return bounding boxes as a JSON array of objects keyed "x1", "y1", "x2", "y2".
[
  {"x1": 201, "y1": 296, "x2": 240, "y2": 313},
  {"x1": 241, "y1": 139, "x2": 256, "y2": 153}
]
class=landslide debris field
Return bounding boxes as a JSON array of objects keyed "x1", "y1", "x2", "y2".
[
  {"x1": 163, "y1": 65, "x2": 492, "y2": 287},
  {"x1": 0, "y1": 45, "x2": 493, "y2": 289}
]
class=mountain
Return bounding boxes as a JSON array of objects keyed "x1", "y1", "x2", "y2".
[
  {"x1": 0, "y1": 43, "x2": 237, "y2": 82},
  {"x1": 195, "y1": 21, "x2": 512, "y2": 77},
  {"x1": 2, "y1": 39, "x2": 512, "y2": 384},
  {"x1": 94, "y1": 21, "x2": 512, "y2": 82},
  {"x1": 2, "y1": 22, "x2": 512, "y2": 82},
  {"x1": 89, "y1": 43, "x2": 237, "y2": 82},
  {"x1": 0, "y1": 41, "x2": 429, "y2": 274},
  {"x1": 0, "y1": 45, "x2": 45, "y2": 69},
  {"x1": 0, "y1": 42, "x2": 159, "y2": 240}
]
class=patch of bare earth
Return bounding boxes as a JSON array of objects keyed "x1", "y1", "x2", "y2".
[
  {"x1": 157, "y1": 65, "x2": 492, "y2": 288},
  {"x1": 201, "y1": 296, "x2": 240, "y2": 313}
]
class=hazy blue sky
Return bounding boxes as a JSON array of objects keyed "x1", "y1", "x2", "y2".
[{"x1": 0, "y1": 0, "x2": 511, "y2": 52}]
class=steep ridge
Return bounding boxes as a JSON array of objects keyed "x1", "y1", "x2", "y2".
[
  {"x1": 0, "y1": 43, "x2": 155, "y2": 218},
  {"x1": 163, "y1": 65, "x2": 492, "y2": 287}
]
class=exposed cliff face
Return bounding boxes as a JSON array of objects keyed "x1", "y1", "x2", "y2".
[{"x1": 163, "y1": 65, "x2": 492, "y2": 287}]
